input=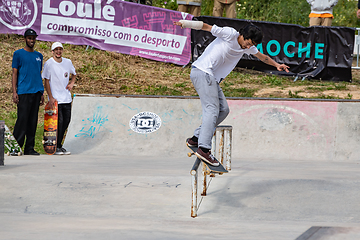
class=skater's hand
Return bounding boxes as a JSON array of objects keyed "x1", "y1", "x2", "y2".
[
  {"x1": 277, "y1": 64, "x2": 290, "y2": 73},
  {"x1": 173, "y1": 21, "x2": 183, "y2": 28},
  {"x1": 12, "y1": 92, "x2": 19, "y2": 104}
]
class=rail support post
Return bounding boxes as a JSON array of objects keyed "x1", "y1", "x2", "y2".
[
  {"x1": 212, "y1": 125, "x2": 232, "y2": 170},
  {"x1": 190, "y1": 158, "x2": 201, "y2": 218}
]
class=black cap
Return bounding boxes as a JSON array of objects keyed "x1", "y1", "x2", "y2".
[{"x1": 24, "y1": 29, "x2": 38, "y2": 37}]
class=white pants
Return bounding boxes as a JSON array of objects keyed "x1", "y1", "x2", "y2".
[{"x1": 190, "y1": 67, "x2": 229, "y2": 149}]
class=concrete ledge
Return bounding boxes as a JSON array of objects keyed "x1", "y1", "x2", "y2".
[{"x1": 64, "y1": 94, "x2": 360, "y2": 162}]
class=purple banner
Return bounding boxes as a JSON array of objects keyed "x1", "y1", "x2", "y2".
[{"x1": 0, "y1": 0, "x2": 192, "y2": 65}]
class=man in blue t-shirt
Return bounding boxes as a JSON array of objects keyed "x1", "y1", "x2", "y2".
[{"x1": 12, "y1": 29, "x2": 44, "y2": 155}]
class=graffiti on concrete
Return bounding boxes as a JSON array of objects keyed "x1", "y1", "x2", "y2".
[{"x1": 75, "y1": 106, "x2": 112, "y2": 138}]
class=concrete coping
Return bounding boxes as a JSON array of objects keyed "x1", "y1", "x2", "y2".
[{"x1": 73, "y1": 93, "x2": 360, "y2": 103}]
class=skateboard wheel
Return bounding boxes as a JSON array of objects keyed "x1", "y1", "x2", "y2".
[
  {"x1": 187, "y1": 152, "x2": 192, "y2": 157},
  {"x1": 210, "y1": 173, "x2": 215, "y2": 177},
  {"x1": 18, "y1": 152, "x2": 21, "y2": 156},
  {"x1": 42, "y1": 140, "x2": 45, "y2": 144},
  {"x1": 52, "y1": 140, "x2": 56, "y2": 144},
  {"x1": 219, "y1": 173, "x2": 223, "y2": 175},
  {"x1": 6, "y1": 152, "x2": 10, "y2": 156}
]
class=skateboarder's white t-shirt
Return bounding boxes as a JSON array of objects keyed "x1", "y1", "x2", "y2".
[
  {"x1": 42, "y1": 57, "x2": 76, "y2": 104},
  {"x1": 192, "y1": 25, "x2": 258, "y2": 83}
]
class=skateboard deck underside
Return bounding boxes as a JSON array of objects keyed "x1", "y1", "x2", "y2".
[
  {"x1": 43, "y1": 102, "x2": 58, "y2": 155},
  {"x1": 186, "y1": 144, "x2": 228, "y2": 173}
]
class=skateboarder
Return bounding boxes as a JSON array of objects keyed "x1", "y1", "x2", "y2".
[
  {"x1": 42, "y1": 42, "x2": 76, "y2": 155},
  {"x1": 174, "y1": 20, "x2": 290, "y2": 166},
  {"x1": 12, "y1": 29, "x2": 44, "y2": 155}
]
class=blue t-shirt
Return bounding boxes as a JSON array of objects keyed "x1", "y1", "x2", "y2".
[{"x1": 12, "y1": 48, "x2": 44, "y2": 95}]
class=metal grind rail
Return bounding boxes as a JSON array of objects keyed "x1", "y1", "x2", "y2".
[{"x1": 190, "y1": 125, "x2": 232, "y2": 218}]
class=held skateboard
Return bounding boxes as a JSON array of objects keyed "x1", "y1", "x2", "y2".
[
  {"x1": 42, "y1": 101, "x2": 58, "y2": 155},
  {"x1": 4, "y1": 124, "x2": 22, "y2": 156},
  {"x1": 186, "y1": 141, "x2": 228, "y2": 174}
]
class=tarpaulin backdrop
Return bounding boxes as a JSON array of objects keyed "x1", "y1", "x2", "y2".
[
  {"x1": 192, "y1": 16, "x2": 355, "y2": 81},
  {"x1": 0, "y1": 0, "x2": 192, "y2": 65}
]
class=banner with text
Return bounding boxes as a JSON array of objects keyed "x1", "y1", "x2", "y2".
[
  {"x1": 193, "y1": 17, "x2": 355, "y2": 81},
  {"x1": 0, "y1": 0, "x2": 192, "y2": 65}
]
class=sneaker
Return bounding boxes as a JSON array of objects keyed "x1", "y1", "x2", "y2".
[
  {"x1": 60, "y1": 147, "x2": 71, "y2": 155},
  {"x1": 186, "y1": 138, "x2": 198, "y2": 147},
  {"x1": 195, "y1": 148, "x2": 219, "y2": 167},
  {"x1": 24, "y1": 149, "x2": 40, "y2": 155},
  {"x1": 54, "y1": 148, "x2": 64, "y2": 155}
]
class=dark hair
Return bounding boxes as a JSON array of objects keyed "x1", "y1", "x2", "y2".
[{"x1": 239, "y1": 24, "x2": 263, "y2": 45}]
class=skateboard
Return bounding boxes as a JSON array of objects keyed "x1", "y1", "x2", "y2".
[
  {"x1": 42, "y1": 101, "x2": 58, "y2": 155},
  {"x1": 4, "y1": 124, "x2": 22, "y2": 156},
  {"x1": 186, "y1": 140, "x2": 228, "y2": 174}
]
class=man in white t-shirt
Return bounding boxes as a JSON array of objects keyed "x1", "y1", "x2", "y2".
[
  {"x1": 42, "y1": 42, "x2": 76, "y2": 155},
  {"x1": 174, "y1": 20, "x2": 290, "y2": 166}
]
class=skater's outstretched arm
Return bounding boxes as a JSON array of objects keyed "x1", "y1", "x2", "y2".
[
  {"x1": 173, "y1": 20, "x2": 212, "y2": 32},
  {"x1": 254, "y1": 52, "x2": 290, "y2": 73}
]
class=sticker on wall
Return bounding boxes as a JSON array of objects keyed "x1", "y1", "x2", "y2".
[{"x1": 129, "y1": 112, "x2": 162, "y2": 134}]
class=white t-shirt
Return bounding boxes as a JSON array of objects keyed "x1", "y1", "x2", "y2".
[
  {"x1": 42, "y1": 57, "x2": 76, "y2": 104},
  {"x1": 193, "y1": 25, "x2": 258, "y2": 83}
]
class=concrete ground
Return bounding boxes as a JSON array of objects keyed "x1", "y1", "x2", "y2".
[{"x1": 1, "y1": 154, "x2": 360, "y2": 239}]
